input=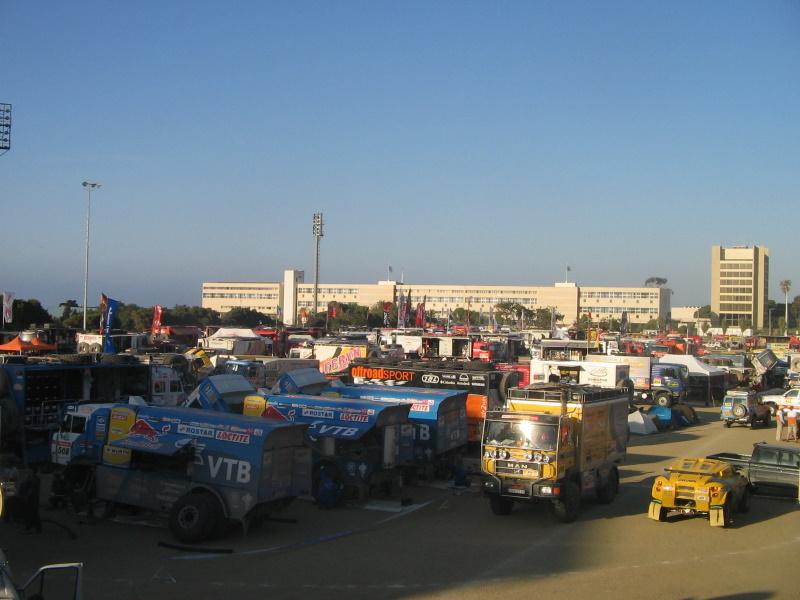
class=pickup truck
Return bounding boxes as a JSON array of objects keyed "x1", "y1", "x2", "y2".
[
  {"x1": 708, "y1": 442, "x2": 800, "y2": 495},
  {"x1": 759, "y1": 388, "x2": 800, "y2": 415}
]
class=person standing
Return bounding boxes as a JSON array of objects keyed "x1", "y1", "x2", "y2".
[
  {"x1": 786, "y1": 406, "x2": 798, "y2": 442},
  {"x1": 776, "y1": 407, "x2": 786, "y2": 442}
]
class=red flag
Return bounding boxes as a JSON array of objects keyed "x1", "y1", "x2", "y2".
[
  {"x1": 99, "y1": 294, "x2": 109, "y2": 333},
  {"x1": 152, "y1": 305, "x2": 163, "y2": 334},
  {"x1": 328, "y1": 302, "x2": 338, "y2": 318}
]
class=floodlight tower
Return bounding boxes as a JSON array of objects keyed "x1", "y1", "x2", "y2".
[
  {"x1": 312, "y1": 212, "x2": 324, "y2": 318},
  {"x1": 0, "y1": 103, "x2": 11, "y2": 156},
  {"x1": 82, "y1": 181, "x2": 101, "y2": 331}
]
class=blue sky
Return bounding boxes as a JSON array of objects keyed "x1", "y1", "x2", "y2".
[{"x1": 2, "y1": 1, "x2": 798, "y2": 311}]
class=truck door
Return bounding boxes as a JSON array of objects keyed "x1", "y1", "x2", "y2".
[
  {"x1": 51, "y1": 414, "x2": 87, "y2": 466},
  {"x1": 777, "y1": 449, "x2": 800, "y2": 491},
  {"x1": 750, "y1": 446, "x2": 780, "y2": 490}
]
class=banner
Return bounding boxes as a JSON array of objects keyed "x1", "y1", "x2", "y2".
[
  {"x1": 2, "y1": 292, "x2": 14, "y2": 324},
  {"x1": 415, "y1": 297, "x2": 426, "y2": 328},
  {"x1": 328, "y1": 301, "x2": 338, "y2": 318},
  {"x1": 152, "y1": 305, "x2": 163, "y2": 334},
  {"x1": 397, "y1": 294, "x2": 406, "y2": 328},
  {"x1": 383, "y1": 301, "x2": 392, "y2": 327},
  {"x1": 102, "y1": 296, "x2": 120, "y2": 353}
]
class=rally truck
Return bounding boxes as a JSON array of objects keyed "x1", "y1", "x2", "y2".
[
  {"x1": 50, "y1": 402, "x2": 311, "y2": 543},
  {"x1": 481, "y1": 383, "x2": 629, "y2": 523},
  {"x1": 648, "y1": 457, "x2": 750, "y2": 527}
]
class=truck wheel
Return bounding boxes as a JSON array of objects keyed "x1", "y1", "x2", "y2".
[
  {"x1": 596, "y1": 467, "x2": 619, "y2": 504},
  {"x1": 489, "y1": 495, "x2": 513, "y2": 516},
  {"x1": 655, "y1": 393, "x2": 672, "y2": 408},
  {"x1": 762, "y1": 413, "x2": 771, "y2": 428},
  {"x1": 656, "y1": 505, "x2": 668, "y2": 522},
  {"x1": 169, "y1": 492, "x2": 220, "y2": 543},
  {"x1": 499, "y1": 371, "x2": 521, "y2": 403},
  {"x1": 732, "y1": 404, "x2": 746, "y2": 418},
  {"x1": 738, "y1": 487, "x2": 751, "y2": 514},
  {"x1": 766, "y1": 403, "x2": 777, "y2": 417},
  {"x1": 723, "y1": 421, "x2": 732, "y2": 428},
  {"x1": 552, "y1": 481, "x2": 580, "y2": 523}
]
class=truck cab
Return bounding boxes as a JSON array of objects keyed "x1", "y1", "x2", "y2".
[{"x1": 646, "y1": 363, "x2": 689, "y2": 407}]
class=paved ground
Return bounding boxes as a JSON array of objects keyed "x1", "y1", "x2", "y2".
[{"x1": 3, "y1": 406, "x2": 799, "y2": 599}]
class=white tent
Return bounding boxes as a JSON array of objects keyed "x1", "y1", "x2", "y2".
[
  {"x1": 657, "y1": 355, "x2": 726, "y2": 377},
  {"x1": 628, "y1": 410, "x2": 658, "y2": 435},
  {"x1": 208, "y1": 328, "x2": 261, "y2": 339}
]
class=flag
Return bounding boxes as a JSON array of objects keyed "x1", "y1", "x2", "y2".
[
  {"x1": 383, "y1": 301, "x2": 392, "y2": 327},
  {"x1": 567, "y1": 265, "x2": 571, "y2": 272},
  {"x1": 2, "y1": 292, "x2": 14, "y2": 324},
  {"x1": 102, "y1": 296, "x2": 120, "y2": 353},
  {"x1": 99, "y1": 293, "x2": 109, "y2": 333},
  {"x1": 388, "y1": 265, "x2": 393, "y2": 273},
  {"x1": 151, "y1": 304, "x2": 163, "y2": 334},
  {"x1": 328, "y1": 302, "x2": 338, "y2": 318},
  {"x1": 415, "y1": 299, "x2": 426, "y2": 328},
  {"x1": 620, "y1": 311, "x2": 629, "y2": 335}
]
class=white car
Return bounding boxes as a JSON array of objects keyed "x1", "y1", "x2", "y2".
[{"x1": 760, "y1": 388, "x2": 800, "y2": 414}]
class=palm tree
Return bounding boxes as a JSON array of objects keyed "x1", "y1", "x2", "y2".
[{"x1": 780, "y1": 280, "x2": 792, "y2": 335}]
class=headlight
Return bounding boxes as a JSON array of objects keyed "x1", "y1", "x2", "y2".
[
  {"x1": 534, "y1": 452, "x2": 543, "y2": 462},
  {"x1": 484, "y1": 450, "x2": 492, "y2": 459},
  {"x1": 541, "y1": 455, "x2": 551, "y2": 463},
  {"x1": 541, "y1": 486, "x2": 552, "y2": 495},
  {"x1": 525, "y1": 451, "x2": 533, "y2": 461},
  {"x1": 501, "y1": 450, "x2": 510, "y2": 460}
]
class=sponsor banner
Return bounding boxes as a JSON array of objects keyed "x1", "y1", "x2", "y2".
[
  {"x1": 411, "y1": 399, "x2": 434, "y2": 413},
  {"x1": 215, "y1": 430, "x2": 251, "y2": 444},
  {"x1": 340, "y1": 412, "x2": 370, "y2": 423},
  {"x1": 350, "y1": 365, "x2": 415, "y2": 382},
  {"x1": 320, "y1": 346, "x2": 366, "y2": 374},
  {"x1": 177, "y1": 423, "x2": 215, "y2": 438},
  {"x1": 302, "y1": 407, "x2": 335, "y2": 419}
]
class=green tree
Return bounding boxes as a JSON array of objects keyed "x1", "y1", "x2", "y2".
[
  {"x1": 58, "y1": 299, "x2": 79, "y2": 322},
  {"x1": 220, "y1": 307, "x2": 273, "y2": 328},
  {"x1": 6, "y1": 299, "x2": 53, "y2": 330},
  {"x1": 165, "y1": 305, "x2": 221, "y2": 327}
]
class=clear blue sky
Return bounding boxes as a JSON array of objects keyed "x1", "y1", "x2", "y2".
[{"x1": 2, "y1": 1, "x2": 798, "y2": 311}]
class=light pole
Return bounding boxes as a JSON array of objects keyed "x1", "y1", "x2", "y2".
[
  {"x1": 769, "y1": 308, "x2": 774, "y2": 336},
  {"x1": 312, "y1": 213, "x2": 323, "y2": 320},
  {"x1": 82, "y1": 181, "x2": 101, "y2": 331}
]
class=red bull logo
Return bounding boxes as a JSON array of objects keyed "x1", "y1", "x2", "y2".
[{"x1": 128, "y1": 419, "x2": 168, "y2": 442}]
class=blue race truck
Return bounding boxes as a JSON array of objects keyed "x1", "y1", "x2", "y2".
[
  {"x1": 270, "y1": 368, "x2": 469, "y2": 477},
  {"x1": 51, "y1": 402, "x2": 311, "y2": 543},
  {"x1": 184, "y1": 374, "x2": 413, "y2": 501}
]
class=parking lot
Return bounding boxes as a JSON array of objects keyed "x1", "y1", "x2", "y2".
[{"x1": 3, "y1": 406, "x2": 799, "y2": 600}]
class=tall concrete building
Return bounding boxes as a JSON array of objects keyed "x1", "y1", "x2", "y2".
[{"x1": 711, "y1": 245, "x2": 769, "y2": 329}]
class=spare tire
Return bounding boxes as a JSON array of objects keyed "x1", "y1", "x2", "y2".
[
  {"x1": 499, "y1": 370, "x2": 522, "y2": 402},
  {"x1": 732, "y1": 403, "x2": 747, "y2": 418},
  {"x1": 77, "y1": 342, "x2": 90, "y2": 353}
]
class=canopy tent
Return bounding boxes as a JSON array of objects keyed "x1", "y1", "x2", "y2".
[
  {"x1": 30, "y1": 337, "x2": 57, "y2": 351},
  {"x1": 0, "y1": 336, "x2": 35, "y2": 353}
]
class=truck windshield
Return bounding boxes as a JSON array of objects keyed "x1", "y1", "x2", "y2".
[{"x1": 484, "y1": 420, "x2": 557, "y2": 451}]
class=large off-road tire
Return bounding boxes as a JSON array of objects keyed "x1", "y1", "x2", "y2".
[
  {"x1": 738, "y1": 487, "x2": 751, "y2": 513},
  {"x1": 489, "y1": 495, "x2": 513, "y2": 516},
  {"x1": 499, "y1": 371, "x2": 521, "y2": 403},
  {"x1": 656, "y1": 505, "x2": 668, "y2": 522},
  {"x1": 168, "y1": 492, "x2": 221, "y2": 543},
  {"x1": 552, "y1": 481, "x2": 580, "y2": 523},
  {"x1": 596, "y1": 467, "x2": 619, "y2": 504},
  {"x1": 655, "y1": 393, "x2": 672, "y2": 408},
  {"x1": 723, "y1": 421, "x2": 732, "y2": 428},
  {"x1": 762, "y1": 413, "x2": 771, "y2": 428},
  {"x1": 732, "y1": 404, "x2": 746, "y2": 418},
  {"x1": 77, "y1": 342, "x2": 90, "y2": 353}
]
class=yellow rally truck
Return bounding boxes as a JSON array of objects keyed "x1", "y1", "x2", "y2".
[{"x1": 481, "y1": 383, "x2": 629, "y2": 522}]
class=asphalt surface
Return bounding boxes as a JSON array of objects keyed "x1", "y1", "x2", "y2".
[{"x1": 3, "y1": 406, "x2": 799, "y2": 600}]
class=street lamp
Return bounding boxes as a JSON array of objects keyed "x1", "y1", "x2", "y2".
[
  {"x1": 769, "y1": 307, "x2": 775, "y2": 336},
  {"x1": 81, "y1": 181, "x2": 101, "y2": 331}
]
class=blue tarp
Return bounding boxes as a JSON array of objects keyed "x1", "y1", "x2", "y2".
[{"x1": 326, "y1": 384, "x2": 463, "y2": 423}]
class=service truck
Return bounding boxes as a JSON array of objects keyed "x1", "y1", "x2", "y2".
[
  {"x1": 0, "y1": 357, "x2": 184, "y2": 465},
  {"x1": 50, "y1": 402, "x2": 311, "y2": 543},
  {"x1": 481, "y1": 383, "x2": 629, "y2": 522},
  {"x1": 592, "y1": 355, "x2": 689, "y2": 406}
]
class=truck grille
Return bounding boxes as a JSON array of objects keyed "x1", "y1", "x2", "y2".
[{"x1": 495, "y1": 460, "x2": 538, "y2": 477}]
